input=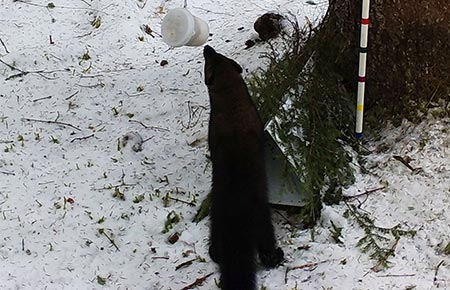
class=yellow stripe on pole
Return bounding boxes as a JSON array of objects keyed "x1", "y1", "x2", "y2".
[{"x1": 355, "y1": 0, "x2": 371, "y2": 138}]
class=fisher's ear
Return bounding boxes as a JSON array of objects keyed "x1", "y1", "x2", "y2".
[
  {"x1": 204, "y1": 45, "x2": 216, "y2": 85},
  {"x1": 203, "y1": 45, "x2": 217, "y2": 59},
  {"x1": 204, "y1": 66, "x2": 214, "y2": 85},
  {"x1": 230, "y1": 58, "x2": 243, "y2": 74}
]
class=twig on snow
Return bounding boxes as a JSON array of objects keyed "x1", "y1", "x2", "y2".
[
  {"x1": 123, "y1": 91, "x2": 152, "y2": 97},
  {"x1": 76, "y1": 83, "x2": 105, "y2": 88},
  {"x1": 0, "y1": 58, "x2": 68, "y2": 80},
  {"x1": 181, "y1": 101, "x2": 207, "y2": 130},
  {"x1": 93, "y1": 182, "x2": 138, "y2": 191},
  {"x1": 22, "y1": 117, "x2": 82, "y2": 131},
  {"x1": 75, "y1": 31, "x2": 93, "y2": 39},
  {"x1": 100, "y1": 230, "x2": 120, "y2": 252},
  {"x1": 32, "y1": 96, "x2": 52, "y2": 102},
  {"x1": 191, "y1": 6, "x2": 233, "y2": 16},
  {"x1": 14, "y1": 0, "x2": 111, "y2": 15},
  {"x1": 393, "y1": 155, "x2": 422, "y2": 172},
  {"x1": 175, "y1": 258, "x2": 197, "y2": 271},
  {"x1": 434, "y1": 260, "x2": 445, "y2": 286},
  {"x1": 180, "y1": 272, "x2": 214, "y2": 290},
  {"x1": 0, "y1": 58, "x2": 20, "y2": 71},
  {"x1": 70, "y1": 134, "x2": 95, "y2": 143},
  {"x1": 285, "y1": 258, "x2": 343, "y2": 283},
  {"x1": 343, "y1": 186, "x2": 385, "y2": 201},
  {"x1": 152, "y1": 256, "x2": 170, "y2": 260},
  {"x1": 65, "y1": 91, "x2": 80, "y2": 100},
  {"x1": 0, "y1": 63, "x2": 32, "y2": 80},
  {"x1": 0, "y1": 38, "x2": 9, "y2": 54},
  {"x1": 167, "y1": 196, "x2": 196, "y2": 207},
  {"x1": 377, "y1": 273, "x2": 416, "y2": 278},
  {"x1": 129, "y1": 119, "x2": 169, "y2": 131},
  {"x1": 0, "y1": 171, "x2": 15, "y2": 176},
  {"x1": 5, "y1": 71, "x2": 29, "y2": 80},
  {"x1": 80, "y1": 0, "x2": 91, "y2": 6},
  {"x1": 7, "y1": 70, "x2": 62, "y2": 81}
]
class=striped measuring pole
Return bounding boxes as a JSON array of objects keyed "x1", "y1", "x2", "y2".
[{"x1": 356, "y1": 0, "x2": 370, "y2": 139}]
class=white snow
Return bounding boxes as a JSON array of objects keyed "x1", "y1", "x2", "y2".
[{"x1": 1, "y1": 0, "x2": 449, "y2": 289}]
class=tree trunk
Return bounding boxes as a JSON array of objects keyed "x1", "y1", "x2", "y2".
[{"x1": 325, "y1": 0, "x2": 450, "y2": 126}]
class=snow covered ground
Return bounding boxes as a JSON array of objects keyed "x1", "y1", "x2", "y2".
[{"x1": 0, "y1": 0, "x2": 449, "y2": 289}]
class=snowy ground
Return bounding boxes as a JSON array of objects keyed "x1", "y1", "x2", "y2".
[{"x1": 1, "y1": 0, "x2": 449, "y2": 289}]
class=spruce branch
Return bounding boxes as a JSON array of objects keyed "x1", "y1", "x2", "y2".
[{"x1": 344, "y1": 202, "x2": 416, "y2": 271}]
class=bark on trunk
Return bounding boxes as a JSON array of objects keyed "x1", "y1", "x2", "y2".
[{"x1": 324, "y1": 0, "x2": 450, "y2": 123}]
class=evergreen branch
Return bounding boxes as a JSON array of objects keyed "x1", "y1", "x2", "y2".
[{"x1": 345, "y1": 202, "x2": 416, "y2": 270}]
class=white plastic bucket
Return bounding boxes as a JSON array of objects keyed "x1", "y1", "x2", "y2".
[{"x1": 161, "y1": 8, "x2": 209, "y2": 47}]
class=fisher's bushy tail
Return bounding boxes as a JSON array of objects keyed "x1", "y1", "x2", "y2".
[{"x1": 218, "y1": 224, "x2": 256, "y2": 290}]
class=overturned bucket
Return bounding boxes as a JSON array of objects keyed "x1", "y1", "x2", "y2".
[{"x1": 161, "y1": 8, "x2": 209, "y2": 47}]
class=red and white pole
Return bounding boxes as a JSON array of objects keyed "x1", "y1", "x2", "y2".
[{"x1": 356, "y1": 0, "x2": 370, "y2": 139}]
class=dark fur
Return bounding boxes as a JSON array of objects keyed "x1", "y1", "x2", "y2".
[{"x1": 203, "y1": 45, "x2": 284, "y2": 290}]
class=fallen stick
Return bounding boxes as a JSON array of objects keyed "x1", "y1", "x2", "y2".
[
  {"x1": 434, "y1": 260, "x2": 445, "y2": 286},
  {"x1": 14, "y1": 0, "x2": 110, "y2": 14},
  {"x1": 175, "y1": 258, "x2": 197, "y2": 271},
  {"x1": 0, "y1": 58, "x2": 21, "y2": 71},
  {"x1": 1, "y1": 59, "x2": 67, "y2": 80},
  {"x1": 152, "y1": 256, "x2": 169, "y2": 260},
  {"x1": 0, "y1": 171, "x2": 15, "y2": 176},
  {"x1": 32, "y1": 96, "x2": 52, "y2": 102},
  {"x1": 70, "y1": 134, "x2": 95, "y2": 143},
  {"x1": 285, "y1": 259, "x2": 342, "y2": 283},
  {"x1": 0, "y1": 38, "x2": 9, "y2": 53},
  {"x1": 180, "y1": 272, "x2": 214, "y2": 290},
  {"x1": 101, "y1": 231, "x2": 120, "y2": 252},
  {"x1": 167, "y1": 196, "x2": 196, "y2": 207},
  {"x1": 22, "y1": 117, "x2": 82, "y2": 131},
  {"x1": 65, "y1": 91, "x2": 79, "y2": 100},
  {"x1": 343, "y1": 186, "x2": 385, "y2": 201},
  {"x1": 129, "y1": 119, "x2": 169, "y2": 131},
  {"x1": 393, "y1": 155, "x2": 421, "y2": 172},
  {"x1": 377, "y1": 273, "x2": 416, "y2": 278}
]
